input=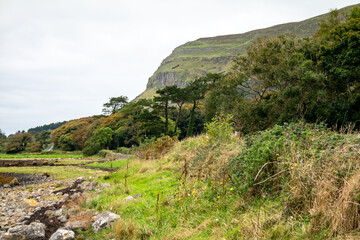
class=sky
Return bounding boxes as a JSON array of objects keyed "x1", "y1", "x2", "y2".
[{"x1": 0, "y1": 0, "x2": 359, "y2": 135}]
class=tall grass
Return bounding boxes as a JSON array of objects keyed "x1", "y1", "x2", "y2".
[{"x1": 78, "y1": 121, "x2": 360, "y2": 239}]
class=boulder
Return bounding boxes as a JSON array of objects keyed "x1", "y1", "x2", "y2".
[
  {"x1": 65, "y1": 220, "x2": 89, "y2": 230},
  {"x1": 49, "y1": 229, "x2": 75, "y2": 240},
  {"x1": 4, "y1": 222, "x2": 45, "y2": 240},
  {"x1": 122, "y1": 196, "x2": 135, "y2": 202},
  {"x1": 92, "y1": 211, "x2": 120, "y2": 233},
  {"x1": 58, "y1": 215, "x2": 67, "y2": 223}
]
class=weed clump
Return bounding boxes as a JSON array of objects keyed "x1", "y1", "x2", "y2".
[
  {"x1": 113, "y1": 219, "x2": 152, "y2": 240},
  {"x1": 133, "y1": 135, "x2": 176, "y2": 160}
]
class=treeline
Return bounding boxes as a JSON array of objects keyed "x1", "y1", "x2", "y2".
[
  {"x1": 2, "y1": 7, "x2": 359, "y2": 155},
  {"x1": 28, "y1": 121, "x2": 68, "y2": 133}
]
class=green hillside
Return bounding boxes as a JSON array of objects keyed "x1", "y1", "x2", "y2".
[{"x1": 138, "y1": 3, "x2": 359, "y2": 99}]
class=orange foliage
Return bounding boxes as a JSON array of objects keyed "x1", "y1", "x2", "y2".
[{"x1": 51, "y1": 116, "x2": 104, "y2": 150}]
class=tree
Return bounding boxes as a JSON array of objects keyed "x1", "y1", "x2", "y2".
[
  {"x1": 5, "y1": 132, "x2": 32, "y2": 153},
  {"x1": 102, "y1": 96, "x2": 129, "y2": 115},
  {"x1": 319, "y1": 8, "x2": 360, "y2": 99},
  {"x1": 153, "y1": 86, "x2": 178, "y2": 134},
  {"x1": 92, "y1": 127, "x2": 114, "y2": 149},
  {"x1": 58, "y1": 135, "x2": 75, "y2": 151},
  {"x1": 0, "y1": 129, "x2": 6, "y2": 140},
  {"x1": 170, "y1": 86, "x2": 189, "y2": 133},
  {"x1": 185, "y1": 74, "x2": 216, "y2": 137}
]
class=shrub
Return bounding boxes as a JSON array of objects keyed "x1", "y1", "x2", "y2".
[
  {"x1": 205, "y1": 113, "x2": 235, "y2": 145},
  {"x1": 133, "y1": 135, "x2": 176, "y2": 160},
  {"x1": 116, "y1": 147, "x2": 132, "y2": 155}
]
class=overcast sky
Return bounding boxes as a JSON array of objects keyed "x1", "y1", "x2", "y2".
[{"x1": 0, "y1": 0, "x2": 359, "y2": 135}]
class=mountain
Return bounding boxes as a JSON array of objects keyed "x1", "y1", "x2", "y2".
[{"x1": 137, "y1": 4, "x2": 359, "y2": 99}]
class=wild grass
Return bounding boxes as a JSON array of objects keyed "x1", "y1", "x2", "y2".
[
  {"x1": 74, "y1": 122, "x2": 360, "y2": 239},
  {"x1": 0, "y1": 153, "x2": 83, "y2": 159},
  {"x1": 0, "y1": 166, "x2": 107, "y2": 179},
  {"x1": 86, "y1": 159, "x2": 128, "y2": 170}
]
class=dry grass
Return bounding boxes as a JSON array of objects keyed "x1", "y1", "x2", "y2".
[
  {"x1": 167, "y1": 219, "x2": 212, "y2": 240},
  {"x1": 280, "y1": 133, "x2": 360, "y2": 237},
  {"x1": 166, "y1": 135, "x2": 243, "y2": 183},
  {"x1": 113, "y1": 218, "x2": 152, "y2": 240}
]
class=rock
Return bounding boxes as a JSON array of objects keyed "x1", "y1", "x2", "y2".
[
  {"x1": 49, "y1": 229, "x2": 75, "y2": 240},
  {"x1": 71, "y1": 192, "x2": 81, "y2": 199},
  {"x1": 5, "y1": 222, "x2": 45, "y2": 240},
  {"x1": 89, "y1": 181, "x2": 98, "y2": 190},
  {"x1": 92, "y1": 211, "x2": 120, "y2": 233},
  {"x1": 65, "y1": 220, "x2": 89, "y2": 230},
  {"x1": 58, "y1": 215, "x2": 67, "y2": 223},
  {"x1": 133, "y1": 194, "x2": 143, "y2": 199},
  {"x1": 122, "y1": 196, "x2": 135, "y2": 202},
  {"x1": 52, "y1": 209, "x2": 62, "y2": 217},
  {"x1": 79, "y1": 182, "x2": 90, "y2": 191}
]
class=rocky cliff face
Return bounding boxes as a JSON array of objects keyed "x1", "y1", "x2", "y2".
[{"x1": 137, "y1": 4, "x2": 359, "y2": 99}]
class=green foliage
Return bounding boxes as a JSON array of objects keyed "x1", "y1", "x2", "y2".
[
  {"x1": 319, "y1": 10, "x2": 360, "y2": 99},
  {"x1": 116, "y1": 147, "x2": 132, "y2": 155},
  {"x1": 51, "y1": 116, "x2": 104, "y2": 150},
  {"x1": 102, "y1": 95, "x2": 128, "y2": 115},
  {"x1": 82, "y1": 140, "x2": 101, "y2": 156},
  {"x1": 0, "y1": 129, "x2": 6, "y2": 140},
  {"x1": 92, "y1": 127, "x2": 114, "y2": 148},
  {"x1": 5, "y1": 132, "x2": 32, "y2": 154},
  {"x1": 28, "y1": 121, "x2": 68, "y2": 133},
  {"x1": 205, "y1": 114, "x2": 235, "y2": 145},
  {"x1": 58, "y1": 134, "x2": 75, "y2": 151}
]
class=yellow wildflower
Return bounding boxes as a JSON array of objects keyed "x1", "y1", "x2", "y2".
[
  {"x1": 178, "y1": 197, "x2": 182, "y2": 201},
  {"x1": 230, "y1": 188, "x2": 234, "y2": 191},
  {"x1": 217, "y1": 196, "x2": 220, "y2": 199},
  {"x1": 192, "y1": 191, "x2": 195, "y2": 194}
]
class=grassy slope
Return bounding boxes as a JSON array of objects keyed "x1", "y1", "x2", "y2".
[
  {"x1": 77, "y1": 123, "x2": 360, "y2": 239},
  {"x1": 137, "y1": 4, "x2": 360, "y2": 99}
]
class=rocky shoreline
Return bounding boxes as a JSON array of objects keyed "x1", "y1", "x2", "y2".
[{"x1": 0, "y1": 175, "x2": 111, "y2": 239}]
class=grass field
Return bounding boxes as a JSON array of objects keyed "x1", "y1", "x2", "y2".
[{"x1": 0, "y1": 153, "x2": 83, "y2": 159}]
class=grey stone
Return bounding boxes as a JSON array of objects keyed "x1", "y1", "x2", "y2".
[
  {"x1": 58, "y1": 215, "x2": 67, "y2": 223},
  {"x1": 52, "y1": 209, "x2": 62, "y2": 217},
  {"x1": 49, "y1": 229, "x2": 75, "y2": 240},
  {"x1": 65, "y1": 220, "x2": 89, "y2": 230},
  {"x1": 71, "y1": 192, "x2": 81, "y2": 199},
  {"x1": 92, "y1": 211, "x2": 120, "y2": 233},
  {"x1": 122, "y1": 196, "x2": 135, "y2": 202},
  {"x1": 5, "y1": 222, "x2": 45, "y2": 240},
  {"x1": 89, "y1": 181, "x2": 98, "y2": 190}
]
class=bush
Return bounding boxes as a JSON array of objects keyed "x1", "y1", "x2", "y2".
[
  {"x1": 133, "y1": 135, "x2": 177, "y2": 160},
  {"x1": 82, "y1": 141, "x2": 101, "y2": 156},
  {"x1": 205, "y1": 113, "x2": 235, "y2": 145},
  {"x1": 116, "y1": 147, "x2": 132, "y2": 155}
]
